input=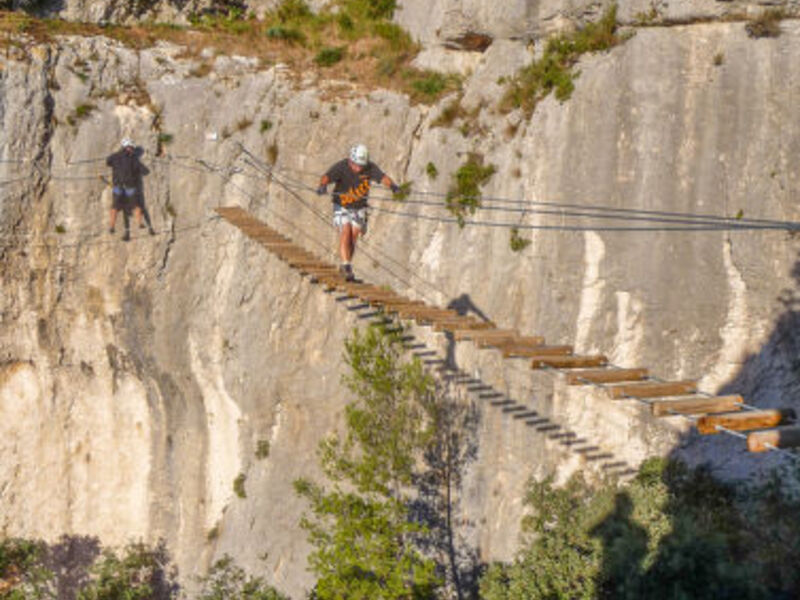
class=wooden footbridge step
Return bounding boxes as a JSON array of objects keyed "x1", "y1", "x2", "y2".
[{"x1": 216, "y1": 207, "x2": 800, "y2": 456}]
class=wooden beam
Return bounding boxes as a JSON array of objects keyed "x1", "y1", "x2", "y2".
[
  {"x1": 566, "y1": 368, "x2": 649, "y2": 386},
  {"x1": 607, "y1": 381, "x2": 697, "y2": 400},
  {"x1": 650, "y1": 395, "x2": 743, "y2": 417},
  {"x1": 698, "y1": 408, "x2": 796, "y2": 435},
  {"x1": 500, "y1": 344, "x2": 572, "y2": 358},
  {"x1": 530, "y1": 355, "x2": 607, "y2": 369},
  {"x1": 511, "y1": 335, "x2": 547, "y2": 346},
  {"x1": 395, "y1": 307, "x2": 458, "y2": 320},
  {"x1": 453, "y1": 329, "x2": 518, "y2": 342},
  {"x1": 433, "y1": 319, "x2": 494, "y2": 332},
  {"x1": 747, "y1": 427, "x2": 800, "y2": 453}
]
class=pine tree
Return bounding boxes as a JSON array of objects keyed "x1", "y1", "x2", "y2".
[{"x1": 294, "y1": 325, "x2": 441, "y2": 600}]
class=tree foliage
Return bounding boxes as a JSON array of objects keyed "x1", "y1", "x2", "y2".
[
  {"x1": 294, "y1": 325, "x2": 441, "y2": 599},
  {"x1": 480, "y1": 458, "x2": 800, "y2": 599},
  {"x1": 196, "y1": 556, "x2": 289, "y2": 600}
]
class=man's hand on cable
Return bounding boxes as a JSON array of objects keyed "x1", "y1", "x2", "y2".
[
  {"x1": 390, "y1": 182, "x2": 400, "y2": 194},
  {"x1": 316, "y1": 184, "x2": 327, "y2": 196}
]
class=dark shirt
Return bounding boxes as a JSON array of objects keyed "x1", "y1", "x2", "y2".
[
  {"x1": 106, "y1": 150, "x2": 144, "y2": 188},
  {"x1": 324, "y1": 159, "x2": 385, "y2": 209}
]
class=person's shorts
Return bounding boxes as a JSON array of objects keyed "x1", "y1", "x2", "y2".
[
  {"x1": 333, "y1": 205, "x2": 368, "y2": 234},
  {"x1": 112, "y1": 186, "x2": 141, "y2": 211}
]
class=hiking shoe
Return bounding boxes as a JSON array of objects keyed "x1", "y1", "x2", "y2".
[
  {"x1": 109, "y1": 227, "x2": 115, "y2": 234},
  {"x1": 339, "y1": 264, "x2": 355, "y2": 281},
  {"x1": 139, "y1": 223, "x2": 146, "y2": 229},
  {"x1": 122, "y1": 230, "x2": 130, "y2": 242},
  {"x1": 148, "y1": 227, "x2": 156, "y2": 236}
]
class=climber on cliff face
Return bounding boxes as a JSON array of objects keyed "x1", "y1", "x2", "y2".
[
  {"x1": 105, "y1": 138, "x2": 154, "y2": 241},
  {"x1": 317, "y1": 143, "x2": 399, "y2": 281}
]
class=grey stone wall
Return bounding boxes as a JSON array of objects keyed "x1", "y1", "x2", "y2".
[{"x1": 1, "y1": 18, "x2": 799, "y2": 598}]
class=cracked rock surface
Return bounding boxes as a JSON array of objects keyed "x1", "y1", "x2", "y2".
[{"x1": 1, "y1": 17, "x2": 800, "y2": 598}]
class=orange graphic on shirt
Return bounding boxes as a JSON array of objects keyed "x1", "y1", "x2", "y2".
[{"x1": 340, "y1": 178, "x2": 372, "y2": 206}]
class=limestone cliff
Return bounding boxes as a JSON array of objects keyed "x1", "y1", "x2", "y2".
[{"x1": 1, "y1": 7, "x2": 800, "y2": 598}]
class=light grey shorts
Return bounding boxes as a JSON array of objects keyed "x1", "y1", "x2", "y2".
[{"x1": 333, "y1": 205, "x2": 367, "y2": 234}]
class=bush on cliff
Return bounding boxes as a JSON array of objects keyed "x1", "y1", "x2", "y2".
[{"x1": 480, "y1": 458, "x2": 800, "y2": 599}]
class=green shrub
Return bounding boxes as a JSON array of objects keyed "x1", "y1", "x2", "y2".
[
  {"x1": 425, "y1": 162, "x2": 438, "y2": 179},
  {"x1": 265, "y1": 25, "x2": 305, "y2": 44},
  {"x1": 410, "y1": 72, "x2": 446, "y2": 98},
  {"x1": 479, "y1": 458, "x2": 800, "y2": 599},
  {"x1": 157, "y1": 132, "x2": 174, "y2": 144},
  {"x1": 260, "y1": 119, "x2": 273, "y2": 133},
  {"x1": 77, "y1": 542, "x2": 177, "y2": 600},
  {"x1": 196, "y1": 556, "x2": 289, "y2": 600},
  {"x1": 256, "y1": 439, "x2": 270, "y2": 459},
  {"x1": 0, "y1": 537, "x2": 53, "y2": 598},
  {"x1": 446, "y1": 154, "x2": 496, "y2": 227},
  {"x1": 502, "y1": 5, "x2": 621, "y2": 115},
  {"x1": 509, "y1": 227, "x2": 530, "y2": 252},
  {"x1": 233, "y1": 473, "x2": 247, "y2": 499},
  {"x1": 276, "y1": 0, "x2": 311, "y2": 22},
  {"x1": 74, "y1": 103, "x2": 96, "y2": 119},
  {"x1": 340, "y1": 0, "x2": 396, "y2": 20},
  {"x1": 314, "y1": 46, "x2": 345, "y2": 67},
  {"x1": 371, "y1": 21, "x2": 412, "y2": 51}
]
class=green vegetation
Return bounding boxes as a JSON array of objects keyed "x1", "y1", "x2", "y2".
[
  {"x1": 0, "y1": 0, "x2": 456, "y2": 104},
  {"x1": 314, "y1": 45, "x2": 345, "y2": 67},
  {"x1": 501, "y1": 5, "x2": 622, "y2": 115},
  {"x1": 54, "y1": 224, "x2": 66, "y2": 234},
  {"x1": 233, "y1": 473, "x2": 247, "y2": 499},
  {"x1": 713, "y1": 52, "x2": 724, "y2": 66},
  {"x1": 196, "y1": 556, "x2": 289, "y2": 600},
  {"x1": 509, "y1": 227, "x2": 530, "y2": 252},
  {"x1": 425, "y1": 161, "x2": 438, "y2": 179},
  {"x1": 77, "y1": 542, "x2": 177, "y2": 600},
  {"x1": 446, "y1": 154, "x2": 496, "y2": 227},
  {"x1": 0, "y1": 537, "x2": 288, "y2": 598},
  {"x1": 259, "y1": 119, "x2": 273, "y2": 133},
  {"x1": 74, "y1": 103, "x2": 96, "y2": 119},
  {"x1": 294, "y1": 325, "x2": 441, "y2": 599},
  {"x1": 745, "y1": 9, "x2": 785, "y2": 38},
  {"x1": 255, "y1": 439, "x2": 270, "y2": 460},
  {"x1": 157, "y1": 132, "x2": 174, "y2": 145},
  {"x1": 481, "y1": 458, "x2": 800, "y2": 599},
  {"x1": 0, "y1": 537, "x2": 52, "y2": 599}
]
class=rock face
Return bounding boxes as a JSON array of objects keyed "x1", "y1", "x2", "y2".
[{"x1": 1, "y1": 11, "x2": 800, "y2": 600}]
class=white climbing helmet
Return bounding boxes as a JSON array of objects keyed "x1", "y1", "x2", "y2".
[
  {"x1": 121, "y1": 137, "x2": 135, "y2": 149},
  {"x1": 349, "y1": 143, "x2": 369, "y2": 167}
]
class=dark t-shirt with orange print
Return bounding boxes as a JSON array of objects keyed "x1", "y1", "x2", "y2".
[{"x1": 324, "y1": 159, "x2": 385, "y2": 210}]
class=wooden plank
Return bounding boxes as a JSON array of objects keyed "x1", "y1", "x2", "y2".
[
  {"x1": 566, "y1": 368, "x2": 649, "y2": 385},
  {"x1": 500, "y1": 344, "x2": 572, "y2": 358},
  {"x1": 288, "y1": 259, "x2": 328, "y2": 268},
  {"x1": 607, "y1": 381, "x2": 697, "y2": 400},
  {"x1": 453, "y1": 329, "x2": 518, "y2": 342},
  {"x1": 650, "y1": 395, "x2": 743, "y2": 417},
  {"x1": 747, "y1": 427, "x2": 800, "y2": 453},
  {"x1": 432, "y1": 319, "x2": 494, "y2": 332},
  {"x1": 395, "y1": 307, "x2": 457, "y2": 320},
  {"x1": 531, "y1": 355, "x2": 607, "y2": 369},
  {"x1": 510, "y1": 335, "x2": 547, "y2": 346},
  {"x1": 378, "y1": 300, "x2": 427, "y2": 312},
  {"x1": 698, "y1": 408, "x2": 796, "y2": 435}
]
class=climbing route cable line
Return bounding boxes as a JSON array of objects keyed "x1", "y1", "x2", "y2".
[
  {"x1": 211, "y1": 205, "x2": 800, "y2": 463},
  {"x1": 2, "y1": 147, "x2": 799, "y2": 461}
]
